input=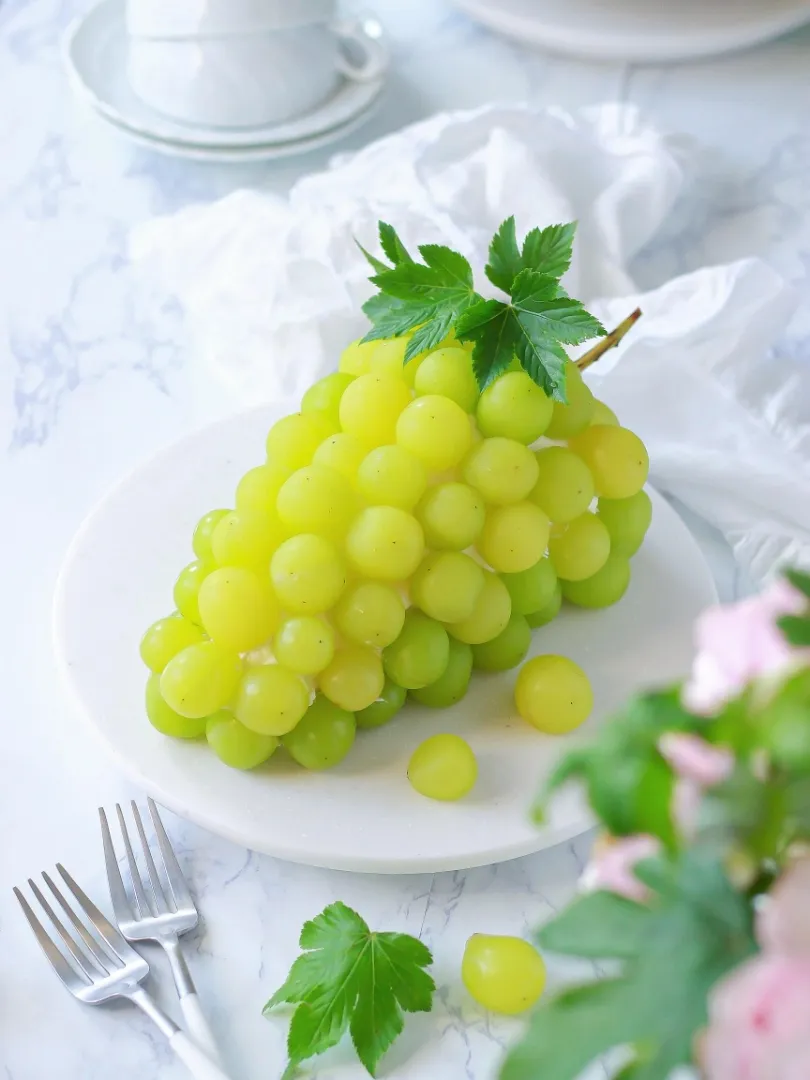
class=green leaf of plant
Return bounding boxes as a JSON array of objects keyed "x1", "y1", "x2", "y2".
[
  {"x1": 785, "y1": 568, "x2": 810, "y2": 599},
  {"x1": 511, "y1": 269, "x2": 606, "y2": 346},
  {"x1": 778, "y1": 614, "x2": 810, "y2": 646},
  {"x1": 356, "y1": 239, "x2": 391, "y2": 275},
  {"x1": 485, "y1": 216, "x2": 523, "y2": 293},
  {"x1": 379, "y1": 221, "x2": 413, "y2": 266},
  {"x1": 360, "y1": 293, "x2": 432, "y2": 343},
  {"x1": 537, "y1": 891, "x2": 652, "y2": 960},
  {"x1": 521, "y1": 222, "x2": 577, "y2": 280},
  {"x1": 455, "y1": 298, "x2": 517, "y2": 390},
  {"x1": 264, "y1": 902, "x2": 435, "y2": 1078},
  {"x1": 418, "y1": 243, "x2": 474, "y2": 288},
  {"x1": 503, "y1": 852, "x2": 756, "y2": 1080},
  {"x1": 404, "y1": 311, "x2": 454, "y2": 361}
]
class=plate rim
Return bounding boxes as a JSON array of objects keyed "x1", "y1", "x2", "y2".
[{"x1": 53, "y1": 404, "x2": 718, "y2": 874}]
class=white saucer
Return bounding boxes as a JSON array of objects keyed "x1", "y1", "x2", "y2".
[
  {"x1": 451, "y1": 0, "x2": 810, "y2": 63},
  {"x1": 64, "y1": 0, "x2": 386, "y2": 160}
]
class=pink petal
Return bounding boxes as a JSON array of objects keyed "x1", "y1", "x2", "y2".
[
  {"x1": 580, "y1": 835, "x2": 661, "y2": 903},
  {"x1": 659, "y1": 733, "x2": 734, "y2": 787},
  {"x1": 757, "y1": 858, "x2": 810, "y2": 958}
]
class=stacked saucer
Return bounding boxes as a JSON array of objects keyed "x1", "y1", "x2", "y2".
[{"x1": 64, "y1": 0, "x2": 387, "y2": 163}]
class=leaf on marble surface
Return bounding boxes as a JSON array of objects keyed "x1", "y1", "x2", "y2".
[{"x1": 264, "y1": 901, "x2": 435, "y2": 1078}]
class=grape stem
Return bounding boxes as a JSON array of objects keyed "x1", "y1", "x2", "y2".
[{"x1": 576, "y1": 308, "x2": 642, "y2": 372}]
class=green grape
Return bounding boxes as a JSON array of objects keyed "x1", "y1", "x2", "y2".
[
  {"x1": 357, "y1": 445, "x2": 427, "y2": 510},
  {"x1": 276, "y1": 464, "x2": 354, "y2": 540},
  {"x1": 478, "y1": 502, "x2": 550, "y2": 574},
  {"x1": 596, "y1": 490, "x2": 652, "y2": 555},
  {"x1": 410, "y1": 637, "x2": 473, "y2": 708},
  {"x1": 530, "y1": 446, "x2": 595, "y2": 523},
  {"x1": 408, "y1": 734, "x2": 477, "y2": 801},
  {"x1": 570, "y1": 425, "x2": 649, "y2": 499},
  {"x1": 206, "y1": 711, "x2": 279, "y2": 769},
  {"x1": 463, "y1": 438, "x2": 539, "y2": 505},
  {"x1": 270, "y1": 533, "x2": 346, "y2": 613},
  {"x1": 265, "y1": 411, "x2": 334, "y2": 472},
  {"x1": 173, "y1": 560, "x2": 214, "y2": 625},
  {"x1": 356, "y1": 679, "x2": 407, "y2": 729},
  {"x1": 525, "y1": 582, "x2": 562, "y2": 628},
  {"x1": 476, "y1": 371, "x2": 553, "y2": 444},
  {"x1": 233, "y1": 663, "x2": 310, "y2": 736},
  {"x1": 396, "y1": 395, "x2": 472, "y2": 471},
  {"x1": 282, "y1": 694, "x2": 356, "y2": 769},
  {"x1": 369, "y1": 337, "x2": 424, "y2": 386},
  {"x1": 414, "y1": 347, "x2": 479, "y2": 412},
  {"x1": 338, "y1": 337, "x2": 378, "y2": 376},
  {"x1": 319, "y1": 645, "x2": 384, "y2": 712},
  {"x1": 198, "y1": 566, "x2": 279, "y2": 652},
  {"x1": 301, "y1": 372, "x2": 354, "y2": 426},
  {"x1": 339, "y1": 372, "x2": 412, "y2": 447},
  {"x1": 502, "y1": 557, "x2": 558, "y2": 616},
  {"x1": 145, "y1": 674, "x2": 207, "y2": 738},
  {"x1": 462, "y1": 935, "x2": 546, "y2": 1015},
  {"x1": 416, "y1": 482, "x2": 485, "y2": 550},
  {"x1": 591, "y1": 399, "x2": 619, "y2": 426},
  {"x1": 548, "y1": 513, "x2": 611, "y2": 581},
  {"x1": 236, "y1": 462, "x2": 291, "y2": 517},
  {"x1": 140, "y1": 614, "x2": 205, "y2": 673},
  {"x1": 515, "y1": 654, "x2": 593, "y2": 733},
  {"x1": 211, "y1": 509, "x2": 284, "y2": 570},
  {"x1": 160, "y1": 641, "x2": 242, "y2": 719},
  {"x1": 345, "y1": 506, "x2": 424, "y2": 581},
  {"x1": 383, "y1": 610, "x2": 450, "y2": 690},
  {"x1": 333, "y1": 581, "x2": 405, "y2": 648},
  {"x1": 544, "y1": 361, "x2": 594, "y2": 438},
  {"x1": 561, "y1": 553, "x2": 631, "y2": 608},
  {"x1": 449, "y1": 571, "x2": 511, "y2": 644},
  {"x1": 410, "y1": 551, "x2": 485, "y2": 623},
  {"x1": 313, "y1": 432, "x2": 367, "y2": 481},
  {"x1": 274, "y1": 615, "x2": 335, "y2": 674},
  {"x1": 472, "y1": 614, "x2": 531, "y2": 672},
  {"x1": 192, "y1": 509, "x2": 229, "y2": 561}
]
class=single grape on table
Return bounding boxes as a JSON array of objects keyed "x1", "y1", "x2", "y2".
[
  {"x1": 142, "y1": 289, "x2": 650, "y2": 783},
  {"x1": 462, "y1": 934, "x2": 546, "y2": 1014}
]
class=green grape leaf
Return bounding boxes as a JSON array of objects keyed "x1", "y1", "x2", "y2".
[
  {"x1": 778, "y1": 614, "x2": 810, "y2": 646},
  {"x1": 485, "y1": 216, "x2": 523, "y2": 293},
  {"x1": 521, "y1": 222, "x2": 577, "y2": 280},
  {"x1": 264, "y1": 902, "x2": 435, "y2": 1078},
  {"x1": 785, "y1": 568, "x2": 810, "y2": 599},
  {"x1": 379, "y1": 221, "x2": 414, "y2": 266},
  {"x1": 356, "y1": 239, "x2": 391, "y2": 275},
  {"x1": 537, "y1": 890, "x2": 652, "y2": 960},
  {"x1": 502, "y1": 852, "x2": 756, "y2": 1080}
]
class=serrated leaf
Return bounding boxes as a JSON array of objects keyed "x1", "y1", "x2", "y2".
[
  {"x1": 786, "y1": 568, "x2": 810, "y2": 599},
  {"x1": 512, "y1": 269, "x2": 606, "y2": 346},
  {"x1": 515, "y1": 335, "x2": 569, "y2": 400},
  {"x1": 521, "y1": 222, "x2": 576, "y2": 280},
  {"x1": 404, "y1": 311, "x2": 453, "y2": 360},
  {"x1": 360, "y1": 293, "x2": 433, "y2": 342},
  {"x1": 356, "y1": 238, "x2": 390, "y2": 275},
  {"x1": 264, "y1": 902, "x2": 435, "y2": 1078},
  {"x1": 379, "y1": 222, "x2": 413, "y2": 266},
  {"x1": 455, "y1": 298, "x2": 517, "y2": 389},
  {"x1": 485, "y1": 215, "x2": 523, "y2": 293},
  {"x1": 538, "y1": 891, "x2": 651, "y2": 960},
  {"x1": 778, "y1": 614, "x2": 810, "y2": 646},
  {"x1": 418, "y1": 243, "x2": 474, "y2": 288}
]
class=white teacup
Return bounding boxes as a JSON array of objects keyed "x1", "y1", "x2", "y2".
[{"x1": 126, "y1": 0, "x2": 387, "y2": 129}]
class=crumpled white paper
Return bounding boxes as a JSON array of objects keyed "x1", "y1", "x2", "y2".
[{"x1": 131, "y1": 103, "x2": 810, "y2": 584}]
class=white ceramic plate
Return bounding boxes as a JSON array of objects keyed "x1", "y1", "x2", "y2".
[
  {"x1": 64, "y1": 0, "x2": 385, "y2": 161},
  {"x1": 54, "y1": 404, "x2": 717, "y2": 874},
  {"x1": 451, "y1": 0, "x2": 810, "y2": 63}
]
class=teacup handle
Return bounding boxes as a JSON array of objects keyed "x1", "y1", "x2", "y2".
[{"x1": 333, "y1": 19, "x2": 388, "y2": 82}]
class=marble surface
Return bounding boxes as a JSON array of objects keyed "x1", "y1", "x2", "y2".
[{"x1": 0, "y1": 0, "x2": 805, "y2": 1077}]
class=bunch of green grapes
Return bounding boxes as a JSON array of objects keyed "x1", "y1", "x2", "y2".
[{"x1": 140, "y1": 330, "x2": 652, "y2": 794}]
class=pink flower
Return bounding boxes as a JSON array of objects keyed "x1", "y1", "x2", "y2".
[
  {"x1": 757, "y1": 857, "x2": 810, "y2": 958},
  {"x1": 579, "y1": 834, "x2": 661, "y2": 903},
  {"x1": 658, "y1": 732, "x2": 734, "y2": 838},
  {"x1": 701, "y1": 954, "x2": 810, "y2": 1080},
  {"x1": 683, "y1": 579, "x2": 808, "y2": 716}
]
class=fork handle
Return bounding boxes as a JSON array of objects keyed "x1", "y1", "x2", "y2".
[
  {"x1": 180, "y1": 993, "x2": 221, "y2": 1064},
  {"x1": 170, "y1": 1030, "x2": 234, "y2": 1080}
]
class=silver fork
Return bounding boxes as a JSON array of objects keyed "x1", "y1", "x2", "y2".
[
  {"x1": 14, "y1": 865, "x2": 231, "y2": 1080},
  {"x1": 100, "y1": 798, "x2": 221, "y2": 1064}
]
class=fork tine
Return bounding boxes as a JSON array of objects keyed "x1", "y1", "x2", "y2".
[
  {"x1": 25, "y1": 880, "x2": 103, "y2": 981},
  {"x1": 56, "y1": 864, "x2": 137, "y2": 962},
  {"x1": 131, "y1": 801, "x2": 170, "y2": 914},
  {"x1": 99, "y1": 808, "x2": 134, "y2": 925},
  {"x1": 42, "y1": 871, "x2": 119, "y2": 971},
  {"x1": 15, "y1": 886, "x2": 90, "y2": 992},
  {"x1": 147, "y1": 798, "x2": 193, "y2": 910},
  {"x1": 116, "y1": 803, "x2": 152, "y2": 918}
]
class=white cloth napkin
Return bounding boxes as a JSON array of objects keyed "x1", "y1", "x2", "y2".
[{"x1": 131, "y1": 103, "x2": 810, "y2": 584}]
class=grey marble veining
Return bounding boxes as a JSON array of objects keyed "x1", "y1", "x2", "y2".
[{"x1": 0, "y1": 0, "x2": 804, "y2": 1076}]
